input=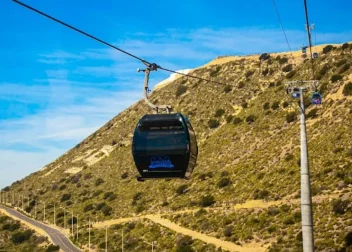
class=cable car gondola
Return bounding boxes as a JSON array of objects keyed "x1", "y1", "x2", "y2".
[
  {"x1": 132, "y1": 113, "x2": 198, "y2": 181},
  {"x1": 311, "y1": 92, "x2": 322, "y2": 105},
  {"x1": 132, "y1": 64, "x2": 198, "y2": 181},
  {"x1": 288, "y1": 87, "x2": 301, "y2": 99}
]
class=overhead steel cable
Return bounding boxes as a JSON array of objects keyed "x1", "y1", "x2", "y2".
[
  {"x1": 12, "y1": 0, "x2": 227, "y2": 86},
  {"x1": 303, "y1": 0, "x2": 316, "y2": 80},
  {"x1": 272, "y1": 0, "x2": 294, "y2": 59},
  {"x1": 158, "y1": 66, "x2": 226, "y2": 85},
  {"x1": 12, "y1": 0, "x2": 149, "y2": 64}
]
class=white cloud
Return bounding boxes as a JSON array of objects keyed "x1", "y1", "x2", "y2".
[{"x1": 0, "y1": 148, "x2": 64, "y2": 188}]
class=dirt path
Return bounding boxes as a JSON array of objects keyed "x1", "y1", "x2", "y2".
[
  {"x1": 93, "y1": 191, "x2": 344, "y2": 251},
  {"x1": 145, "y1": 215, "x2": 267, "y2": 252},
  {"x1": 94, "y1": 192, "x2": 342, "y2": 229}
]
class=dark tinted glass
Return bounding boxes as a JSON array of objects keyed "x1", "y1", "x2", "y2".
[
  {"x1": 134, "y1": 131, "x2": 187, "y2": 150},
  {"x1": 138, "y1": 119, "x2": 184, "y2": 132}
]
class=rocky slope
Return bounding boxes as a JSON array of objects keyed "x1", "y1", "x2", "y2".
[{"x1": 0, "y1": 212, "x2": 56, "y2": 252}]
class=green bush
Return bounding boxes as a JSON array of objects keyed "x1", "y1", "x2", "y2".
[
  {"x1": 2, "y1": 222, "x2": 20, "y2": 231},
  {"x1": 95, "y1": 202, "x2": 107, "y2": 211},
  {"x1": 245, "y1": 115, "x2": 256, "y2": 123},
  {"x1": 245, "y1": 71, "x2": 254, "y2": 78},
  {"x1": 332, "y1": 198, "x2": 349, "y2": 215},
  {"x1": 58, "y1": 184, "x2": 66, "y2": 190},
  {"x1": 25, "y1": 206, "x2": 32, "y2": 213},
  {"x1": 176, "y1": 85, "x2": 187, "y2": 97},
  {"x1": 338, "y1": 63, "x2": 350, "y2": 74},
  {"x1": 194, "y1": 208, "x2": 207, "y2": 217},
  {"x1": 84, "y1": 173, "x2": 93, "y2": 180},
  {"x1": 293, "y1": 211, "x2": 301, "y2": 222},
  {"x1": 199, "y1": 195, "x2": 215, "y2": 207},
  {"x1": 71, "y1": 173, "x2": 81, "y2": 184},
  {"x1": 306, "y1": 108, "x2": 318, "y2": 119},
  {"x1": 279, "y1": 57, "x2": 289, "y2": 65},
  {"x1": 282, "y1": 64, "x2": 293, "y2": 72},
  {"x1": 268, "y1": 225, "x2": 277, "y2": 234},
  {"x1": 221, "y1": 171, "x2": 229, "y2": 177},
  {"x1": 319, "y1": 64, "x2": 330, "y2": 77},
  {"x1": 51, "y1": 184, "x2": 58, "y2": 191},
  {"x1": 267, "y1": 207, "x2": 280, "y2": 216},
  {"x1": 323, "y1": 45, "x2": 334, "y2": 54},
  {"x1": 286, "y1": 70, "x2": 296, "y2": 79},
  {"x1": 335, "y1": 59, "x2": 347, "y2": 67},
  {"x1": 259, "y1": 53, "x2": 270, "y2": 61},
  {"x1": 208, "y1": 119, "x2": 220, "y2": 129},
  {"x1": 95, "y1": 178, "x2": 104, "y2": 186},
  {"x1": 60, "y1": 193, "x2": 71, "y2": 202},
  {"x1": 284, "y1": 153, "x2": 294, "y2": 161},
  {"x1": 135, "y1": 205, "x2": 145, "y2": 214},
  {"x1": 331, "y1": 74, "x2": 342, "y2": 83},
  {"x1": 0, "y1": 216, "x2": 9, "y2": 223},
  {"x1": 46, "y1": 245, "x2": 60, "y2": 252},
  {"x1": 282, "y1": 101, "x2": 289, "y2": 108},
  {"x1": 286, "y1": 112, "x2": 297, "y2": 123},
  {"x1": 176, "y1": 184, "x2": 188, "y2": 195},
  {"x1": 263, "y1": 102, "x2": 270, "y2": 110},
  {"x1": 343, "y1": 82, "x2": 352, "y2": 96},
  {"x1": 103, "y1": 192, "x2": 117, "y2": 201},
  {"x1": 133, "y1": 192, "x2": 143, "y2": 201},
  {"x1": 176, "y1": 236, "x2": 194, "y2": 252},
  {"x1": 233, "y1": 117, "x2": 242, "y2": 125},
  {"x1": 345, "y1": 232, "x2": 352, "y2": 247},
  {"x1": 223, "y1": 225, "x2": 233, "y2": 237},
  {"x1": 271, "y1": 101, "x2": 280, "y2": 110},
  {"x1": 253, "y1": 189, "x2": 269, "y2": 199},
  {"x1": 242, "y1": 102, "x2": 248, "y2": 108},
  {"x1": 223, "y1": 85, "x2": 232, "y2": 93},
  {"x1": 226, "y1": 115, "x2": 233, "y2": 123},
  {"x1": 93, "y1": 190, "x2": 103, "y2": 197},
  {"x1": 11, "y1": 230, "x2": 33, "y2": 244},
  {"x1": 238, "y1": 82, "x2": 245, "y2": 88},
  {"x1": 121, "y1": 172, "x2": 128, "y2": 179},
  {"x1": 217, "y1": 177, "x2": 231, "y2": 188},
  {"x1": 176, "y1": 235, "x2": 193, "y2": 247},
  {"x1": 283, "y1": 216, "x2": 295, "y2": 225},
  {"x1": 215, "y1": 109, "x2": 225, "y2": 117},
  {"x1": 56, "y1": 212, "x2": 64, "y2": 218},
  {"x1": 101, "y1": 205, "x2": 113, "y2": 216},
  {"x1": 342, "y1": 43, "x2": 349, "y2": 50}
]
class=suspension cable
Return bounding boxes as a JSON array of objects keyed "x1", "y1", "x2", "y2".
[{"x1": 272, "y1": 0, "x2": 294, "y2": 59}]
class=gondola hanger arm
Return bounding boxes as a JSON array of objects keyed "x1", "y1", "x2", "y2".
[{"x1": 137, "y1": 65, "x2": 171, "y2": 114}]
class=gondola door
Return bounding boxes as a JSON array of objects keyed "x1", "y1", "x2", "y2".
[{"x1": 184, "y1": 119, "x2": 198, "y2": 178}]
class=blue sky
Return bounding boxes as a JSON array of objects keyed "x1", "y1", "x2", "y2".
[{"x1": 0, "y1": 0, "x2": 351, "y2": 189}]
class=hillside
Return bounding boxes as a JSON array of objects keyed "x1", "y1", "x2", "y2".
[
  {"x1": 2, "y1": 42, "x2": 352, "y2": 251},
  {"x1": 0, "y1": 211, "x2": 57, "y2": 252}
]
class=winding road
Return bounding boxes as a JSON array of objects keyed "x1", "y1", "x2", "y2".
[{"x1": 0, "y1": 204, "x2": 81, "y2": 252}]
